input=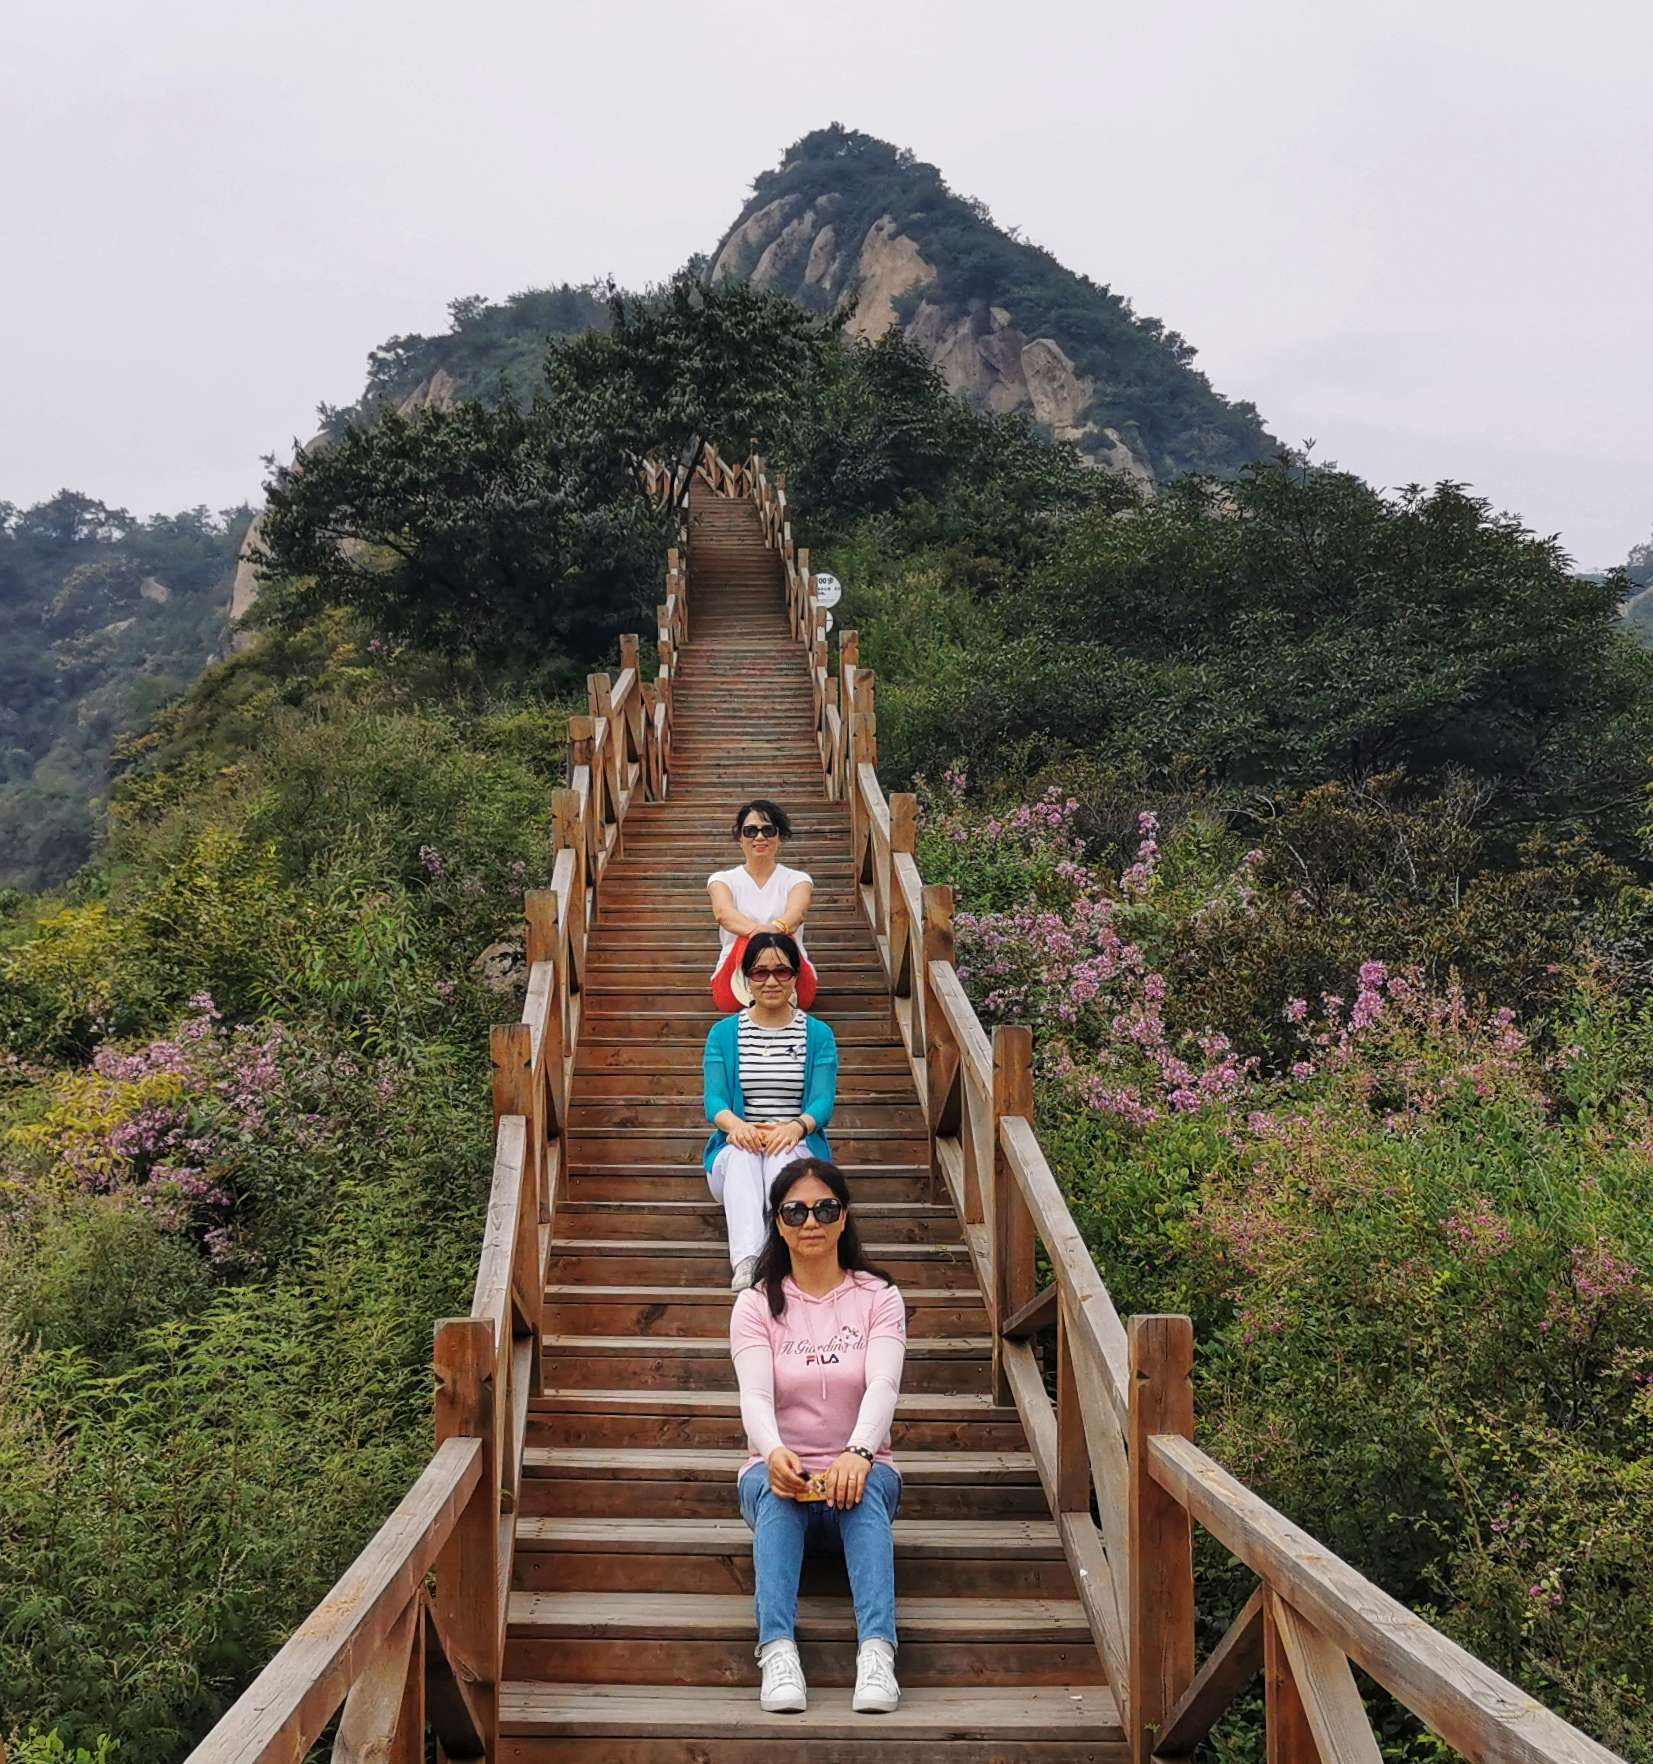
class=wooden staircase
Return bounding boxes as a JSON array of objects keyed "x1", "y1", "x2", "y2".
[{"x1": 497, "y1": 482, "x2": 1123, "y2": 1756}]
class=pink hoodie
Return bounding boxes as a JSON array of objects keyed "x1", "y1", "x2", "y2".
[{"x1": 729, "y1": 1271, "x2": 907, "y2": 1477}]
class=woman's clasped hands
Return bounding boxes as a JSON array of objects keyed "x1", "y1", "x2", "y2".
[
  {"x1": 766, "y1": 1444, "x2": 871, "y2": 1509},
  {"x1": 726, "y1": 1116, "x2": 807, "y2": 1156}
]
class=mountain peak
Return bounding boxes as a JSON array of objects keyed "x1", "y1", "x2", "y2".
[{"x1": 713, "y1": 125, "x2": 1272, "y2": 486}]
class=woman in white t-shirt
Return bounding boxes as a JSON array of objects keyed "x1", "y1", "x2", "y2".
[{"x1": 708, "y1": 800, "x2": 819, "y2": 1010}]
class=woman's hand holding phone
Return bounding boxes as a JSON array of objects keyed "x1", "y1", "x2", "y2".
[{"x1": 766, "y1": 1445, "x2": 808, "y2": 1498}]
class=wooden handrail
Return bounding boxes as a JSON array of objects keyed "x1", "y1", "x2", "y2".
[
  {"x1": 186, "y1": 1438, "x2": 481, "y2": 1762},
  {"x1": 189, "y1": 497, "x2": 687, "y2": 1764},
  {"x1": 728, "y1": 443, "x2": 1629, "y2": 1764},
  {"x1": 1147, "y1": 1435, "x2": 1622, "y2": 1764}
]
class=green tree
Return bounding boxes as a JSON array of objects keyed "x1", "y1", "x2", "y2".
[
  {"x1": 254, "y1": 397, "x2": 667, "y2": 661},
  {"x1": 543, "y1": 270, "x2": 844, "y2": 477},
  {"x1": 884, "y1": 465, "x2": 1653, "y2": 852}
]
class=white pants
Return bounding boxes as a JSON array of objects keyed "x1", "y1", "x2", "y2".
[{"x1": 708, "y1": 1142, "x2": 811, "y2": 1267}]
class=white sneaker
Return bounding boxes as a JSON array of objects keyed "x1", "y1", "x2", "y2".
[
  {"x1": 759, "y1": 1639, "x2": 807, "y2": 1712},
  {"x1": 853, "y1": 1639, "x2": 900, "y2": 1713},
  {"x1": 731, "y1": 1256, "x2": 758, "y2": 1293}
]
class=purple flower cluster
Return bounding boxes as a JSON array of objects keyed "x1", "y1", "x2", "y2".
[{"x1": 32, "y1": 994, "x2": 350, "y2": 1267}]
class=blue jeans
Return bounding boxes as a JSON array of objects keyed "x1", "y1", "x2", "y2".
[{"x1": 738, "y1": 1462, "x2": 901, "y2": 1649}]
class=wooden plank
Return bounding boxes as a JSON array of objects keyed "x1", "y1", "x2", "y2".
[
  {"x1": 1129, "y1": 1317, "x2": 1196, "y2": 1764},
  {"x1": 496, "y1": 1681, "x2": 1122, "y2": 1741},
  {"x1": 432, "y1": 1319, "x2": 499, "y2": 1757},
  {"x1": 1146, "y1": 1435, "x2": 1622, "y2": 1764},
  {"x1": 1001, "y1": 1116, "x2": 1130, "y2": 1425},
  {"x1": 992, "y1": 1026, "x2": 1036, "y2": 1404},
  {"x1": 1155, "y1": 1588, "x2": 1265, "y2": 1760},
  {"x1": 1266, "y1": 1589, "x2": 1319, "y2": 1764},
  {"x1": 1002, "y1": 1283, "x2": 1057, "y2": 1339},
  {"x1": 183, "y1": 1439, "x2": 479, "y2": 1763},
  {"x1": 930, "y1": 963, "x2": 993, "y2": 1102},
  {"x1": 469, "y1": 1115, "x2": 525, "y2": 1331},
  {"x1": 331, "y1": 1591, "x2": 423, "y2": 1764},
  {"x1": 1271, "y1": 1592, "x2": 1384, "y2": 1764},
  {"x1": 1059, "y1": 1511, "x2": 1132, "y2": 1725}
]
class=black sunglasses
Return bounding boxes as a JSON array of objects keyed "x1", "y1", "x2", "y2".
[
  {"x1": 749, "y1": 965, "x2": 796, "y2": 983},
  {"x1": 777, "y1": 1198, "x2": 845, "y2": 1227},
  {"x1": 740, "y1": 823, "x2": 779, "y2": 840}
]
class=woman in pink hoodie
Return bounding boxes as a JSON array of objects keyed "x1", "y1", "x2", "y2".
[{"x1": 730, "y1": 1158, "x2": 907, "y2": 1717}]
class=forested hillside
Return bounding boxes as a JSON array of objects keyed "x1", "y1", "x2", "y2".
[
  {"x1": 0, "y1": 494, "x2": 250, "y2": 891},
  {"x1": 4, "y1": 280, "x2": 1651, "y2": 1761}
]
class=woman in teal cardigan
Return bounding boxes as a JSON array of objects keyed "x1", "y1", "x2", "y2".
[{"x1": 704, "y1": 932, "x2": 838, "y2": 1292}]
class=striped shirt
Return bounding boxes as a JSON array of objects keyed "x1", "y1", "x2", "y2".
[{"x1": 738, "y1": 1007, "x2": 808, "y2": 1122}]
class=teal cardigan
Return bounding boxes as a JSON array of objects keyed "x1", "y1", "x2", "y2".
[{"x1": 703, "y1": 1011, "x2": 838, "y2": 1176}]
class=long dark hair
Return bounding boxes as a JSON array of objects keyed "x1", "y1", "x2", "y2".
[
  {"x1": 753, "y1": 1159, "x2": 893, "y2": 1319},
  {"x1": 741, "y1": 930, "x2": 803, "y2": 980}
]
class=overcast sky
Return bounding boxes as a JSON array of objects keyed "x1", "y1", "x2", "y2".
[{"x1": 5, "y1": 0, "x2": 1649, "y2": 568}]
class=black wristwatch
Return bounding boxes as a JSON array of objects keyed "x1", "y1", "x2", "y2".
[{"x1": 847, "y1": 1445, "x2": 875, "y2": 1464}]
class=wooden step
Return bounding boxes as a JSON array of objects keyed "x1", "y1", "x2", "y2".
[
  {"x1": 564, "y1": 1167, "x2": 932, "y2": 1200},
  {"x1": 496, "y1": 1681, "x2": 1123, "y2": 1757},
  {"x1": 538, "y1": 1335, "x2": 991, "y2": 1394},
  {"x1": 552, "y1": 1200, "x2": 957, "y2": 1242},
  {"x1": 570, "y1": 1072, "x2": 915, "y2": 1099},
  {"x1": 566, "y1": 1102, "x2": 926, "y2": 1132},
  {"x1": 525, "y1": 1388, "x2": 1026, "y2": 1452},
  {"x1": 573, "y1": 1041, "x2": 912, "y2": 1072},
  {"x1": 546, "y1": 1241, "x2": 967, "y2": 1283},
  {"x1": 576, "y1": 1018, "x2": 898, "y2": 1046},
  {"x1": 512, "y1": 1514, "x2": 1067, "y2": 1595},
  {"x1": 504, "y1": 1591, "x2": 1101, "y2": 1686},
  {"x1": 519, "y1": 1443, "x2": 1045, "y2": 1519},
  {"x1": 570, "y1": 1131, "x2": 923, "y2": 1168},
  {"x1": 542, "y1": 1285, "x2": 987, "y2": 1337}
]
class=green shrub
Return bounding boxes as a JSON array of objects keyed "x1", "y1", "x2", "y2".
[{"x1": 0, "y1": 1200, "x2": 212, "y2": 1361}]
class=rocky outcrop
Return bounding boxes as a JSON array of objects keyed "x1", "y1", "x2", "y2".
[
  {"x1": 802, "y1": 223, "x2": 843, "y2": 293},
  {"x1": 846, "y1": 215, "x2": 936, "y2": 340},
  {"x1": 395, "y1": 367, "x2": 458, "y2": 417},
  {"x1": 750, "y1": 194, "x2": 842, "y2": 292},
  {"x1": 708, "y1": 196, "x2": 1160, "y2": 486},
  {"x1": 1020, "y1": 340, "x2": 1092, "y2": 440},
  {"x1": 711, "y1": 195, "x2": 805, "y2": 283},
  {"x1": 227, "y1": 514, "x2": 267, "y2": 643}
]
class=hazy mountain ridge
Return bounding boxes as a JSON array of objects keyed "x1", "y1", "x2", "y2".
[{"x1": 0, "y1": 492, "x2": 250, "y2": 890}]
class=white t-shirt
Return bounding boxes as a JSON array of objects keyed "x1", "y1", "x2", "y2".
[{"x1": 707, "y1": 863, "x2": 813, "y2": 977}]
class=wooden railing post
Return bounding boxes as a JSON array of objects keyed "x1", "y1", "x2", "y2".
[
  {"x1": 1055, "y1": 1292, "x2": 1091, "y2": 1517},
  {"x1": 432, "y1": 1318, "x2": 499, "y2": 1756},
  {"x1": 922, "y1": 885, "x2": 958, "y2": 1201},
  {"x1": 1264, "y1": 1593, "x2": 1322, "y2": 1764},
  {"x1": 523, "y1": 887, "x2": 565, "y2": 1214},
  {"x1": 491, "y1": 1022, "x2": 544, "y2": 1400},
  {"x1": 991, "y1": 1026, "x2": 1035, "y2": 1404},
  {"x1": 588, "y1": 672, "x2": 622, "y2": 848},
  {"x1": 889, "y1": 791, "x2": 916, "y2": 990},
  {"x1": 1128, "y1": 1315, "x2": 1196, "y2": 1764},
  {"x1": 849, "y1": 668, "x2": 877, "y2": 890}
]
